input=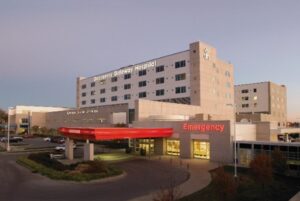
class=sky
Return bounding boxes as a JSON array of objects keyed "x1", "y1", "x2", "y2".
[{"x1": 0, "y1": 0, "x2": 299, "y2": 121}]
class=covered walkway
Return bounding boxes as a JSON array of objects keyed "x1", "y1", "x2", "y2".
[{"x1": 58, "y1": 127, "x2": 173, "y2": 161}]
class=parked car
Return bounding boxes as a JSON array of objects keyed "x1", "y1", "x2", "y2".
[
  {"x1": 12, "y1": 136, "x2": 23, "y2": 142},
  {"x1": 50, "y1": 137, "x2": 65, "y2": 144},
  {"x1": 55, "y1": 144, "x2": 76, "y2": 151},
  {"x1": 43, "y1": 137, "x2": 51, "y2": 142},
  {"x1": 0, "y1": 136, "x2": 23, "y2": 143}
]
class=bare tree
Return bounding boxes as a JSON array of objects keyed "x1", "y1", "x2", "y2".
[{"x1": 250, "y1": 153, "x2": 273, "y2": 188}]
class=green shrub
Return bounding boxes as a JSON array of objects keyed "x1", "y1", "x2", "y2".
[{"x1": 28, "y1": 152, "x2": 67, "y2": 171}]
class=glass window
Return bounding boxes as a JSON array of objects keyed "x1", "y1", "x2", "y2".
[
  {"x1": 100, "y1": 88, "x2": 105, "y2": 94},
  {"x1": 111, "y1": 77, "x2": 118, "y2": 82},
  {"x1": 111, "y1": 96, "x2": 118, "y2": 101},
  {"x1": 90, "y1": 99, "x2": 95, "y2": 104},
  {"x1": 156, "y1": 77, "x2": 164, "y2": 84},
  {"x1": 111, "y1": 86, "x2": 118, "y2": 92},
  {"x1": 81, "y1": 92, "x2": 86, "y2": 97},
  {"x1": 241, "y1": 89, "x2": 249, "y2": 93},
  {"x1": 124, "y1": 84, "x2": 131, "y2": 90},
  {"x1": 225, "y1": 71, "x2": 231, "y2": 77},
  {"x1": 156, "y1": 89, "x2": 164, "y2": 96},
  {"x1": 242, "y1": 104, "x2": 249, "y2": 108},
  {"x1": 124, "y1": 73, "x2": 131, "y2": 80},
  {"x1": 166, "y1": 140, "x2": 180, "y2": 156},
  {"x1": 242, "y1": 96, "x2": 249, "y2": 101},
  {"x1": 81, "y1": 100, "x2": 86, "y2": 105},
  {"x1": 90, "y1": 90, "x2": 96, "y2": 96},
  {"x1": 91, "y1": 82, "x2": 95, "y2": 87},
  {"x1": 81, "y1": 84, "x2": 86, "y2": 89},
  {"x1": 175, "y1": 73, "x2": 186, "y2": 81},
  {"x1": 175, "y1": 60, "x2": 186, "y2": 68},
  {"x1": 193, "y1": 141, "x2": 210, "y2": 159},
  {"x1": 175, "y1": 86, "x2": 186, "y2": 94},
  {"x1": 139, "y1": 81, "x2": 147, "y2": 87},
  {"x1": 124, "y1": 94, "x2": 131, "y2": 100},
  {"x1": 156, "y1": 65, "x2": 164, "y2": 72},
  {"x1": 100, "y1": 98, "x2": 105, "y2": 103},
  {"x1": 139, "y1": 92, "x2": 147, "y2": 98},
  {"x1": 254, "y1": 88, "x2": 257, "y2": 92},
  {"x1": 139, "y1": 70, "x2": 147, "y2": 76}
]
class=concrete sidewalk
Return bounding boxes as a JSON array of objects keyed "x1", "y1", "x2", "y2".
[{"x1": 129, "y1": 156, "x2": 218, "y2": 201}]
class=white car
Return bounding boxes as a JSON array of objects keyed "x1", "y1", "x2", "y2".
[
  {"x1": 43, "y1": 137, "x2": 51, "y2": 142},
  {"x1": 55, "y1": 144, "x2": 76, "y2": 151}
]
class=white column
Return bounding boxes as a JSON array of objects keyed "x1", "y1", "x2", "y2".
[
  {"x1": 84, "y1": 139, "x2": 94, "y2": 161},
  {"x1": 65, "y1": 138, "x2": 74, "y2": 160}
]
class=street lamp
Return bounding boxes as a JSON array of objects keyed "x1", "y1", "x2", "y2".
[
  {"x1": 226, "y1": 103, "x2": 238, "y2": 178},
  {"x1": 7, "y1": 107, "x2": 13, "y2": 152}
]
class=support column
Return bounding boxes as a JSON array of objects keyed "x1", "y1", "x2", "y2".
[
  {"x1": 84, "y1": 139, "x2": 94, "y2": 161},
  {"x1": 65, "y1": 138, "x2": 74, "y2": 160}
]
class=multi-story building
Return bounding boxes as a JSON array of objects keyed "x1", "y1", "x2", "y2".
[
  {"x1": 235, "y1": 82, "x2": 287, "y2": 127},
  {"x1": 76, "y1": 41, "x2": 234, "y2": 121}
]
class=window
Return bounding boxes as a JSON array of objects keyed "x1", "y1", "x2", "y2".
[
  {"x1": 111, "y1": 77, "x2": 118, "y2": 82},
  {"x1": 139, "y1": 81, "x2": 147, "y2": 87},
  {"x1": 242, "y1": 104, "x2": 249, "y2": 108},
  {"x1": 124, "y1": 84, "x2": 131, "y2": 90},
  {"x1": 175, "y1": 86, "x2": 186, "y2": 94},
  {"x1": 139, "y1": 92, "x2": 147, "y2": 98},
  {"x1": 226, "y1": 82, "x2": 231, "y2": 88},
  {"x1": 91, "y1": 82, "x2": 95, "y2": 87},
  {"x1": 254, "y1": 103, "x2": 257, "y2": 107},
  {"x1": 111, "y1": 96, "x2": 118, "y2": 101},
  {"x1": 81, "y1": 92, "x2": 86, "y2": 97},
  {"x1": 175, "y1": 60, "x2": 186, "y2": 68},
  {"x1": 99, "y1": 79, "x2": 106, "y2": 85},
  {"x1": 90, "y1": 90, "x2": 96, "y2": 96},
  {"x1": 156, "y1": 77, "x2": 164, "y2": 84},
  {"x1": 175, "y1": 73, "x2": 186, "y2": 81},
  {"x1": 253, "y1": 96, "x2": 258, "y2": 101},
  {"x1": 100, "y1": 98, "x2": 105, "y2": 103},
  {"x1": 81, "y1": 84, "x2": 86, "y2": 89},
  {"x1": 156, "y1": 65, "x2": 164, "y2": 72},
  {"x1": 225, "y1": 71, "x2": 231, "y2": 77},
  {"x1": 90, "y1": 99, "x2": 95, "y2": 104},
  {"x1": 156, "y1": 89, "x2": 164, "y2": 96},
  {"x1": 139, "y1": 70, "x2": 147, "y2": 76},
  {"x1": 100, "y1": 88, "x2": 105, "y2": 94},
  {"x1": 111, "y1": 86, "x2": 118, "y2": 92},
  {"x1": 124, "y1": 94, "x2": 131, "y2": 100},
  {"x1": 241, "y1": 89, "x2": 249, "y2": 93},
  {"x1": 124, "y1": 73, "x2": 131, "y2": 80},
  {"x1": 254, "y1": 88, "x2": 257, "y2": 92},
  {"x1": 81, "y1": 100, "x2": 86, "y2": 105},
  {"x1": 241, "y1": 96, "x2": 249, "y2": 101}
]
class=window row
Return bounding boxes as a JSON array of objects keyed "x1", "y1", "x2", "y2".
[
  {"x1": 81, "y1": 60, "x2": 187, "y2": 89},
  {"x1": 81, "y1": 86, "x2": 187, "y2": 105},
  {"x1": 241, "y1": 88, "x2": 257, "y2": 94}
]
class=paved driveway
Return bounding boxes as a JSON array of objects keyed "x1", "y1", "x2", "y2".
[{"x1": 0, "y1": 153, "x2": 189, "y2": 201}]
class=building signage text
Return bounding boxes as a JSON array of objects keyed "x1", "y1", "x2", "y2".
[
  {"x1": 182, "y1": 123, "x2": 225, "y2": 133},
  {"x1": 67, "y1": 109, "x2": 99, "y2": 115},
  {"x1": 93, "y1": 61, "x2": 157, "y2": 82}
]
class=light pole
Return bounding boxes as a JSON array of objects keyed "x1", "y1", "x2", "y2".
[
  {"x1": 7, "y1": 107, "x2": 13, "y2": 152},
  {"x1": 226, "y1": 103, "x2": 238, "y2": 178}
]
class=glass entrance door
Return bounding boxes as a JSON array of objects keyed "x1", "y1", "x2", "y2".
[{"x1": 193, "y1": 141, "x2": 210, "y2": 159}]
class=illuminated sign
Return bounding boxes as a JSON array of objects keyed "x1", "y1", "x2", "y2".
[
  {"x1": 182, "y1": 123, "x2": 225, "y2": 133},
  {"x1": 93, "y1": 60, "x2": 157, "y2": 82}
]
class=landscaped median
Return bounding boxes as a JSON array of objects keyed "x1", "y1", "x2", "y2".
[{"x1": 17, "y1": 153, "x2": 123, "y2": 182}]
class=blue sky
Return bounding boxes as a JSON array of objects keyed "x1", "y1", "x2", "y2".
[{"x1": 0, "y1": 0, "x2": 299, "y2": 121}]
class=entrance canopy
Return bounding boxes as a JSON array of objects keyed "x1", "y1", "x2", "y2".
[{"x1": 59, "y1": 127, "x2": 173, "y2": 141}]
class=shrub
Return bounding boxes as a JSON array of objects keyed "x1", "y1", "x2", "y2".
[
  {"x1": 272, "y1": 148, "x2": 288, "y2": 175},
  {"x1": 28, "y1": 152, "x2": 67, "y2": 171},
  {"x1": 80, "y1": 160, "x2": 107, "y2": 174},
  {"x1": 250, "y1": 153, "x2": 273, "y2": 188}
]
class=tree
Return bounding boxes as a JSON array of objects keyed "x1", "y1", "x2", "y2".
[
  {"x1": 250, "y1": 153, "x2": 273, "y2": 188},
  {"x1": 212, "y1": 167, "x2": 238, "y2": 201},
  {"x1": 31, "y1": 125, "x2": 40, "y2": 134},
  {"x1": 271, "y1": 148, "x2": 288, "y2": 175},
  {"x1": 40, "y1": 127, "x2": 48, "y2": 135},
  {"x1": 153, "y1": 177, "x2": 181, "y2": 201},
  {"x1": 0, "y1": 108, "x2": 8, "y2": 124}
]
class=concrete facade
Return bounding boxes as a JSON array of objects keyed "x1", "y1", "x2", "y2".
[{"x1": 235, "y1": 81, "x2": 287, "y2": 127}]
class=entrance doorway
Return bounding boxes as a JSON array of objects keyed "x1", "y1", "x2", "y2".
[
  {"x1": 193, "y1": 140, "x2": 210, "y2": 159},
  {"x1": 166, "y1": 139, "x2": 180, "y2": 156},
  {"x1": 136, "y1": 139, "x2": 154, "y2": 155}
]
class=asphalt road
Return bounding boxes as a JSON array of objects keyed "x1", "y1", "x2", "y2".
[{"x1": 0, "y1": 153, "x2": 189, "y2": 201}]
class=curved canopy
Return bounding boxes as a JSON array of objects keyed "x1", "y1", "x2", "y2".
[{"x1": 59, "y1": 127, "x2": 173, "y2": 141}]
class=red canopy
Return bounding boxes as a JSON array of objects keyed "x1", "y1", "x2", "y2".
[{"x1": 59, "y1": 127, "x2": 173, "y2": 140}]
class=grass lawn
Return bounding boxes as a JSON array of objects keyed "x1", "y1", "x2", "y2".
[
  {"x1": 180, "y1": 166, "x2": 300, "y2": 201},
  {"x1": 95, "y1": 153, "x2": 134, "y2": 162}
]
